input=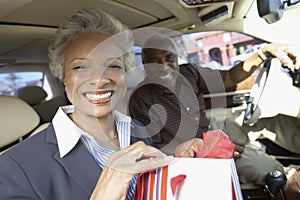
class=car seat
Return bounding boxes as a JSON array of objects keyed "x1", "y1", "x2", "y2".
[
  {"x1": 16, "y1": 86, "x2": 67, "y2": 123},
  {"x1": 0, "y1": 95, "x2": 40, "y2": 152}
]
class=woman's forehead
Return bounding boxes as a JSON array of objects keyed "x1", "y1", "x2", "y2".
[{"x1": 66, "y1": 32, "x2": 125, "y2": 61}]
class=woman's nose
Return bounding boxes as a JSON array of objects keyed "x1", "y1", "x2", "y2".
[
  {"x1": 93, "y1": 78, "x2": 110, "y2": 88},
  {"x1": 90, "y1": 71, "x2": 110, "y2": 87}
]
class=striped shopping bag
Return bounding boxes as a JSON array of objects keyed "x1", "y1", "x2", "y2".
[{"x1": 135, "y1": 158, "x2": 243, "y2": 200}]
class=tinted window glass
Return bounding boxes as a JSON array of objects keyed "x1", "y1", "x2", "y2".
[{"x1": 0, "y1": 72, "x2": 44, "y2": 96}]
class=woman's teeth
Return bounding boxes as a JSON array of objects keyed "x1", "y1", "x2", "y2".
[{"x1": 85, "y1": 92, "x2": 112, "y2": 101}]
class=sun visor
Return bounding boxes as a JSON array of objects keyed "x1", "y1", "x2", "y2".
[{"x1": 198, "y1": 2, "x2": 234, "y2": 26}]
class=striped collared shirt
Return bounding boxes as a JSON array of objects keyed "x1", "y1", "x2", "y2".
[{"x1": 53, "y1": 105, "x2": 137, "y2": 199}]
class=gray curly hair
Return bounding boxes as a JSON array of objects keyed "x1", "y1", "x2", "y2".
[{"x1": 48, "y1": 8, "x2": 134, "y2": 81}]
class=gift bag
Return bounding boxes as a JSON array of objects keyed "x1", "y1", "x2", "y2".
[
  {"x1": 135, "y1": 158, "x2": 242, "y2": 200},
  {"x1": 135, "y1": 130, "x2": 243, "y2": 200}
]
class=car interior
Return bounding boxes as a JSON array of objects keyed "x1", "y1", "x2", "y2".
[{"x1": 1, "y1": 0, "x2": 300, "y2": 199}]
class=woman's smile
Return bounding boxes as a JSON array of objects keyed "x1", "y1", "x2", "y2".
[{"x1": 84, "y1": 90, "x2": 114, "y2": 104}]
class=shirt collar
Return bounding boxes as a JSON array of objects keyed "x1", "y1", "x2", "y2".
[
  {"x1": 114, "y1": 110, "x2": 132, "y2": 123},
  {"x1": 53, "y1": 105, "x2": 132, "y2": 158}
]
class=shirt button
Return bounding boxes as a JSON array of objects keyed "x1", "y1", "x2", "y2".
[
  {"x1": 195, "y1": 117, "x2": 199, "y2": 121},
  {"x1": 186, "y1": 107, "x2": 190, "y2": 111}
]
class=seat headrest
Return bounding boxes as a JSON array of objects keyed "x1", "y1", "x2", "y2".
[
  {"x1": 34, "y1": 95, "x2": 67, "y2": 122},
  {"x1": 0, "y1": 95, "x2": 40, "y2": 148},
  {"x1": 16, "y1": 86, "x2": 47, "y2": 105}
]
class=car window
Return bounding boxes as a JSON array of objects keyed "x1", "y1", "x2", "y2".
[
  {"x1": 245, "y1": 2, "x2": 300, "y2": 46},
  {"x1": 181, "y1": 31, "x2": 265, "y2": 90},
  {"x1": 182, "y1": 31, "x2": 265, "y2": 69},
  {"x1": 0, "y1": 71, "x2": 44, "y2": 96},
  {"x1": 134, "y1": 31, "x2": 265, "y2": 91}
]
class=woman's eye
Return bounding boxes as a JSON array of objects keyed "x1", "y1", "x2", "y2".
[
  {"x1": 72, "y1": 65, "x2": 88, "y2": 70},
  {"x1": 109, "y1": 65, "x2": 122, "y2": 69}
]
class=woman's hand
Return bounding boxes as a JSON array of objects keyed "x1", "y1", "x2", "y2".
[
  {"x1": 90, "y1": 141, "x2": 174, "y2": 200},
  {"x1": 175, "y1": 138, "x2": 202, "y2": 158}
]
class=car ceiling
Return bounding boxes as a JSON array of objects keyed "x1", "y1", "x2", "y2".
[{"x1": 0, "y1": 0, "x2": 254, "y2": 66}]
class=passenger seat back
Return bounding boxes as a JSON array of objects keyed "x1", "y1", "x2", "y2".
[
  {"x1": 16, "y1": 85, "x2": 47, "y2": 105},
  {"x1": 0, "y1": 95, "x2": 40, "y2": 149},
  {"x1": 33, "y1": 96, "x2": 67, "y2": 122},
  {"x1": 16, "y1": 86, "x2": 67, "y2": 123}
]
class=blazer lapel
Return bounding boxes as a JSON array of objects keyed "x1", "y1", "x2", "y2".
[
  {"x1": 46, "y1": 124, "x2": 101, "y2": 194},
  {"x1": 45, "y1": 121, "x2": 152, "y2": 195}
]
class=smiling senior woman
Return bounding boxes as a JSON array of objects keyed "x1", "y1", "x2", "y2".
[{"x1": 0, "y1": 8, "x2": 173, "y2": 200}]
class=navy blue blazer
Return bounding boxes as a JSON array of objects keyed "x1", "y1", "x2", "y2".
[{"x1": 0, "y1": 121, "x2": 152, "y2": 200}]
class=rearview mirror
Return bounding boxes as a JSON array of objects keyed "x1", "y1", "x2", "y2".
[
  {"x1": 257, "y1": 0, "x2": 300, "y2": 24},
  {"x1": 286, "y1": 0, "x2": 300, "y2": 6},
  {"x1": 256, "y1": 0, "x2": 283, "y2": 24}
]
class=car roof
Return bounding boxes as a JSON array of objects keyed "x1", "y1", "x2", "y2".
[
  {"x1": 0, "y1": 0, "x2": 299, "y2": 67},
  {"x1": 0, "y1": 0, "x2": 250, "y2": 30},
  {"x1": 0, "y1": 0, "x2": 253, "y2": 66}
]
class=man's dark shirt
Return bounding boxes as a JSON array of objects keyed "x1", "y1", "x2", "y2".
[{"x1": 128, "y1": 63, "x2": 227, "y2": 150}]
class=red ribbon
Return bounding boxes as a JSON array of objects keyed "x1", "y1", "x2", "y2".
[{"x1": 171, "y1": 174, "x2": 186, "y2": 196}]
